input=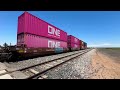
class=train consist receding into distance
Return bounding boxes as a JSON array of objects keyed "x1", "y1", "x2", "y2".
[{"x1": 0, "y1": 11, "x2": 87, "y2": 61}]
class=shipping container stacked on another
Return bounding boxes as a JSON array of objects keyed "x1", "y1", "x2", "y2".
[
  {"x1": 17, "y1": 12, "x2": 67, "y2": 42},
  {"x1": 80, "y1": 40, "x2": 84, "y2": 50},
  {"x1": 80, "y1": 41, "x2": 87, "y2": 50},
  {"x1": 67, "y1": 35, "x2": 81, "y2": 51},
  {"x1": 17, "y1": 11, "x2": 68, "y2": 57},
  {"x1": 84, "y1": 42, "x2": 87, "y2": 49},
  {"x1": 17, "y1": 33, "x2": 67, "y2": 48}
]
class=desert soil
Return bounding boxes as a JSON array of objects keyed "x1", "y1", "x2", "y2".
[{"x1": 89, "y1": 49, "x2": 120, "y2": 79}]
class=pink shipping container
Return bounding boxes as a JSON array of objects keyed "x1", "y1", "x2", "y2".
[
  {"x1": 67, "y1": 35, "x2": 80, "y2": 45},
  {"x1": 80, "y1": 40, "x2": 84, "y2": 49},
  {"x1": 17, "y1": 33, "x2": 67, "y2": 48},
  {"x1": 68, "y1": 43, "x2": 80, "y2": 48},
  {"x1": 18, "y1": 12, "x2": 67, "y2": 42}
]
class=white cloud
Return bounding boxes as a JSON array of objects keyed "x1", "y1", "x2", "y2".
[
  {"x1": 102, "y1": 43, "x2": 111, "y2": 46},
  {"x1": 88, "y1": 43, "x2": 113, "y2": 47}
]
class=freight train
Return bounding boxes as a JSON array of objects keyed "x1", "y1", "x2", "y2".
[{"x1": 0, "y1": 11, "x2": 87, "y2": 61}]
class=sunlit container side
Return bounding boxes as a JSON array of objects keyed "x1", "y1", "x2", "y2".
[
  {"x1": 79, "y1": 39, "x2": 82, "y2": 49},
  {"x1": 17, "y1": 13, "x2": 25, "y2": 34},
  {"x1": 68, "y1": 42, "x2": 80, "y2": 51},
  {"x1": 17, "y1": 12, "x2": 67, "y2": 42},
  {"x1": 80, "y1": 40, "x2": 85, "y2": 50},
  {"x1": 68, "y1": 43, "x2": 80, "y2": 48},
  {"x1": 17, "y1": 33, "x2": 67, "y2": 48},
  {"x1": 79, "y1": 39, "x2": 82, "y2": 45},
  {"x1": 67, "y1": 35, "x2": 80, "y2": 45}
]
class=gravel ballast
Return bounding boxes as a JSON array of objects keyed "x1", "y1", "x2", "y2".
[{"x1": 41, "y1": 49, "x2": 95, "y2": 79}]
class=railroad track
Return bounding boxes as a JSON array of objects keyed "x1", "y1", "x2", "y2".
[{"x1": 0, "y1": 49, "x2": 92, "y2": 79}]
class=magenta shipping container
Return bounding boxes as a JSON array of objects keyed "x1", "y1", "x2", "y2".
[
  {"x1": 17, "y1": 33, "x2": 67, "y2": 48},
  {"x1": 18, "y1": 12, "x2": 67, "y2": 42},
  {"x1": 67, "y1": 35, "x2": 80, "y2": 45},
  {"x1": 68, "y1": 43, "x2": 80, "y2": 48}
]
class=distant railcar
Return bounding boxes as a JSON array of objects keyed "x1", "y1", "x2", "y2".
[{"x1": 67, "y1": 35, "x2": 81, "y2": 51}]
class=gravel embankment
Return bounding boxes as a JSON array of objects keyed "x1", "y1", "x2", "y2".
[
  {"x1": 41, "y1": 49, "x2": 95, "y2": 79},
  {"x1": 3, "y1": 50, "x2": 87, "y2": 71}
]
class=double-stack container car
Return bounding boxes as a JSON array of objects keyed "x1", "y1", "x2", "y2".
[
  {"x1": 67, "y1": 35, "x2": 81, "y2": 51},
  {"x1": 17, "y1": 12, "x2": 68, "y2": 58},
  {"x1": 84, "y1": 42, "x2": 87, "y2": 49},
  {"x1": 80, "y1": 41, "x2": 87, "y2": 50}
]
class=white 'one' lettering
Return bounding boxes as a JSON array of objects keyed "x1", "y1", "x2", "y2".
[
  {"x1": 48, "y1": 40, "x2": 60, "y2": 48},
  {"x1": 48, "y1": 25, "x2": 53, "y2": 35},
  {"x1": 48, "y1": 25, "x2": 60, "y2": 37}
]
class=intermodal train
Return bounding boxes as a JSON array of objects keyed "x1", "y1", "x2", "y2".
[{"x1": 0, "y1": 11, "x2": 87, "y2": 61}]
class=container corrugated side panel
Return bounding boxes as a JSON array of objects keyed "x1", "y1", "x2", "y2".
[
  {"x1": 20, "y1": 33, "x2": 67, "y2": 48},
  {"x1": 79, "y1": 40, "x2": 81, "y2": 49},
  {"x1": 25, "y1": 12, "x2": 34, "y2": 35},
  {"x1": 69, "y1": 43, "x2": 80, "y2": 48},
  {"x1": 24, "y1": 12, "x2": 67, "y2": 42},
  {"x1": 17, "y1": 14, "x2": 25, "y2": 34},
  {"x1": 79, "y1": 40, "x2": 81, "y2": 45},
  {"x1": 67, "y1": 35, "x2": 80, "y2": 45}
]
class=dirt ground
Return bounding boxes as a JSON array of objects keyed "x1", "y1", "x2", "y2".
[
  {"x1": 98, "y1": 48, "x2": 120, "y2": 64},
  {"x1": 89, "y1": 49, "x2": 120, "y2": 79}
]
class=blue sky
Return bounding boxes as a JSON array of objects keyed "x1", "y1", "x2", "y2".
[{"x1": 0, "y1": 11, "x2": 120, "y2": 47}]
